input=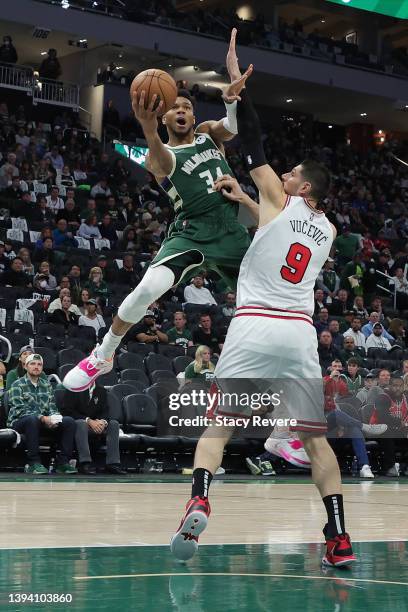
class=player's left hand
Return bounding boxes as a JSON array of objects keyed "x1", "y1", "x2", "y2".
[
  {"x1": 226, "y1": 28, "x2": 241, "y2": 81},
  {"x1": 214, "y1": 175, "x2": 247, "y2": 203},
  {"x1": 222, "y1": 65, "x2": 253, "y2": 104}
]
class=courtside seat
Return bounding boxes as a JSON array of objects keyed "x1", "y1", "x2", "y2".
[{"x1": 122, "y1": 394, "x2": 157, "y2": 435}]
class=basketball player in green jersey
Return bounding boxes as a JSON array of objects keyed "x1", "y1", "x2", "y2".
[{"x1": 63, "y1": 49, "x2": 256, "y2": 392}]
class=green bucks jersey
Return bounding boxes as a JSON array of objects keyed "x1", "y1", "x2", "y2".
[{"x1": 161, "y1": 132, "x2": 237, "y2": 221}]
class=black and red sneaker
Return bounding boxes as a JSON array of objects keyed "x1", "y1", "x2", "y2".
[
  {"x1": 170, "y1": 496, "x2": 211, "y2": 561},
  {"x1": 322, "y1": 526, "x2": 356, "y2": 567}
]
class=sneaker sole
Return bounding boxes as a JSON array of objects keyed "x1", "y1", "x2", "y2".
[
  {"x1": 63, "y1": 363, "x2": 113, "y2": 392},
  {"x1": 170, "y1": 510, "x2": 208, "y2": 561},
  {"x1": 245, "y1": 458, "x2": 261, "y2": 475},
  {"x1": 322, "y1": 556, "x2": 356, "y2": 568}
]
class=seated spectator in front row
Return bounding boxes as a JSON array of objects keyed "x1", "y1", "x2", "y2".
[
  {"x1": 184, "y1": 275, "x2": 217, "y2": 306},
  {"x1": 184, "y1": 345, "x2": 215, "y2": 384},
  {"x1": 33, "y1": 261, "x2": 57, "y2": 292},
  {"x1": 7, "y1": 354, "x2": 77, "y2": 475},
  {"x1": 193, "y1": 314, "x2": 223, "y2": 357},
  {"x1": 6, "y1": 346, "x2": 47, "y2": 391},
  {"x1": 340, "y1": 358, "x2": 363, "y2": 393},
  {"x1": 78, "y1": 298, "x2": 106, "y2": 333},
  {"x1": 166, "y1": 311, "x2": 193, "y2": 349},
  {"x1": 49, "y1": 295, "x2": 79, "y2": 328},
  {"x1": 343, "y1": 317, "x2": 366, "y2": 349},
  {"x1": 60, "y1": 386, "x2": 126, "y2": 475},
  {"x1": 0, "y1": 257, "x2": 31, "y2": 287},
  {"x1": 365, "y1": 323, "x2": 392, "y2": 351},
  {"x1": 221, "y1": 292, "x2": 236, "y2": 318}
]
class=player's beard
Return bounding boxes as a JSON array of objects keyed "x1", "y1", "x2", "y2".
[{"x1": 167, "y1": 123, "x2": 194, "y2": 143}]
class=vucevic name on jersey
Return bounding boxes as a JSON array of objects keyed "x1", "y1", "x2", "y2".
[{"x1": 236, "y1": 196, "x2": 334, "y2": 317}]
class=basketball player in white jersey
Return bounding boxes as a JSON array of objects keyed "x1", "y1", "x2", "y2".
[{"x1": 170, "y1": 29, "x2": 355, "y2": 568}]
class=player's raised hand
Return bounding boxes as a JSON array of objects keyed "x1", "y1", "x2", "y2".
[
  {"x1": 222, "y1": 64, "x2": 253, "y2": 104},
  {"x1": 214, "y1": 175, "x2": 247, "y2": 203},
  {"x1": 132, "y1": 91, "x2": 164, "y2": 126},
  {"x1": 226, "y1": 28, "x2": 241, "y2": 81}
]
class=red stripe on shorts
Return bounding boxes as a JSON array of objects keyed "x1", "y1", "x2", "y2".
[{"x1": 235, "y1": 313, "x2": 313, "y2": 326}]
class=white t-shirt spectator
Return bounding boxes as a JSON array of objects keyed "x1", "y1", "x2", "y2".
[
  {"x1": 78, "y1": 314, "x2": 106, "y2": 332},
  {"x1": 184, "y1": 285, "x2": 217, "y2": 305},
  {"x1": 46, "y1": 195, "x2": 64, "y2": 212},
  {"x1": 90, "y1": 183, "x2": 112, "y2": 198},
  {"x1": 365, "y1": 334, "x2": 392, "y2": 351},
  {"x1": 343, "y1": 328, "x2": 366, "y2": 349}
]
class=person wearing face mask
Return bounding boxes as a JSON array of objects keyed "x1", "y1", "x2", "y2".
[
  {"x1": 85, "y1": 266, "x2": 109, "y2": 300},
  {"x1": 33, "y1": 261, "x2": 57, "y2": 292}
]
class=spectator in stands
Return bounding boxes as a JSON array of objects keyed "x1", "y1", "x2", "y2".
[
  {"x1": 318, "y1": 330, "x2": 341, "y2": 370},
  {"x1": 80, "y1": 197, "x2": 99, "y2": 221},
  {"x1": 7, "y1": 353, "x2": 77, "y2": 475},
  {"x1": 356, "y1": 372, "x2": 376, "y2": 405},
  {"x1": 343, "y1": 316, "x2": 366, "y2": 348},
  {"x1": 193, "y1": 314, "x2": 223, "y2": 356},
  {"x1": 49, "y1": 294, "x2": 79, "y2": 328},
  {"x1": 48, "y1": 288, "x2": 81, "y2": 316},
  {"x1": 67, "y1": 264, "x2": 82, "y2": 301},
  {"x1": 0, "y1": 152, "x2": 19, "y2": 188},
  {"x1": 3, "y1": 175, "x2": 23, "y2": 200},
  {"x1": 167, "y1": 311, "x2": 193, "y2": 349},
  {"x1": 33, "y1": 237, "x2": 55, "y2": 265},
  {"x1": 334, "y1": 225, "x2": 360, "y2": 265},
  {"x1": 17, "y1": 248, "x2": 34, "y2": 277},
  {"x1": 313, "y1": 288, "x2": 326, "y2": 315},
  {"x1": 0, "y1": 257, "x2": 31, "y2": 287},
  {"x1": 388, "y1": 318, "x2": 406, "y2": 349},
  {"x1": 339, "y1": 336, "x2": 364, "y2": 366},
  {"x1": 99, "y1": 213, "x2": 117, "y2": 244},
  {"x1": 39, "y1": 48, "x2": 61, "y2": 81},
  {"x1": 53, "y1": 218, "x2": 78, "y2": 248},
  {"x1": 61, "y1": 386, "x2": 126, "y2": 475},
  {"x1": 46, "y1": 186, "x2": 64, "y2": 213},
  {"x1": 90, "y1": 177, "x2": 112, "y2": 199},
  {"x1": 340, "y1": 252, "x2": 364, "y2": 297},
  {"x1": 365, "y1": 322, "x2": 392, "y2": 351},
  {"x1": 28, "y1": 195, "x2": 54, "y2": 224},
  {"x1": 340, "y1": 358, "x2": 363, "y2": 393},
  {"x1": 77, "y1": 288, "x2": 91, "y2": 314},
  {"x1": 6, "y1": 346, "x2": 35, "y2": 390},
  {"x1": 131, "y1": 309, "x2": 168, "y2": 344},
  {"x1": 15, "y1": 127, "x2": 30, "y2": 151},
  {"x1": 110, "y1": 158, "x2": 130, "y2": 186},
  {"x1": 352, "y1": 296, "x2": 368, "y2": 320},
  {"x1": 78, "y1": 298, "x2": 106, "y2": 333},
  {"x1": 57, "y1": 275, "x2": 71, "y2": 291},
  {"x1": 184, "y1": 275, "x2": 217, "y2": 306},
  {"x1": 60, "y1": 165, "x2": 76, "y2": 188},
  {"x1": 118, "y1": 226, "x2": 139, "y2": 253},
  {"x1": 362, "y1": 312, "x2": 394, "y2": 341},
  {"x1": 221, "y1": 292, "x2": 236, "y2": 318},
  {"x1": 78, "y1": 215, "x2": 102, "y2": 240},
  {"x1": 328, "y1": 288, "x2": 350, "y2": 316},
  {"x1": 184, "y1": 345, "x2": 215, "y2": 384},
  {"x1": 328, "y1": 319, "x2": 343, "y2": 349},
  {"x1": 317, "y1": 257, "x2": 339, "y2": 299},
  {"x1": 44, "y1": 146, "x2": 64, "y2": 172},
  {"x1": 33, "y1": 261, "x2": 57, "y2": 292},
  {"x1": 117, "y1": 253, "x2": 140, "y2": 287},
  {"x1": 57, "y1": 198, "x2": 80, "y2": 230},
  {"x1": 0, "y1": 241, "x2": 9, "y2": 274},
  {"x1": 4, "y1": 240, "x2": 16, "y2": 261},
  {"x1": 0, "y1": 35, "x2": 18, "y2": 64},
  {"x1": 314, "y1": 307, "x2": 329, "y2": 334},
  {"x1": 85, "y1": 266, "x2": 109, "y2": 300}
]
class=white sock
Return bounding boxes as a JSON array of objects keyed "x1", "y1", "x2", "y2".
[{"x1": 97, "y1": 328, "x2": 123, "y2": 360}]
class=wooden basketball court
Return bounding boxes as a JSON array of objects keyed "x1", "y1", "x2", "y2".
[{"x1": 0, "y1": 475, "x2": 407, "y2": 611}]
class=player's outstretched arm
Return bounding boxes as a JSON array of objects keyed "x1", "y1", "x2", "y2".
[
  {"x1": 214, "y1": 174, "x2": 259, "y2": 223},
  {"x1": 132, "y1": 91, "x2": 173, "y2": 178},
  {"x1": 237, "y1": 89, "x2": 286, "y2": 213}
]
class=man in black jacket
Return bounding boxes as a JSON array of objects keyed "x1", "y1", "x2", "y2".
[{"x1": 60, "y1": 385, "x2": 126, "y2": 475}]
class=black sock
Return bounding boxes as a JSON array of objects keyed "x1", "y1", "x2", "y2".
[
  {"x1": 323, "y1": 494, "x2": 345, "y2": 538},
  {"x1": 191, "y1": 468, "x2": 213, "y2": 499}
]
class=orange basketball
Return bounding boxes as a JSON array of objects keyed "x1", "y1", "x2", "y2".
[{"x1": 130, "y1": 69, "x2": 178, "y2": 116}]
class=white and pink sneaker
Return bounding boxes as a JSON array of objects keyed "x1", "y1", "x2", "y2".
[
  {"x1": 62, "y1": 345, "x2": 114, "y2": 392},
  {"x1": 264, "y1": 435, "x2": 311, "y2": 469}
]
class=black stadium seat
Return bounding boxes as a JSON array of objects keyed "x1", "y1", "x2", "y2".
[
  {"x1": 57, "y1": 348, "x2": 86, "y2": 367},
  {"x1": 116, "y1": 352, "x2": 144, "y2": 371},
  {"x1": 127, "y1": 342, "x2": 155, "y2": 357},
  {"x1": 95, "y1": 370, "x2": 119, "y2": 387},
  {"x1": 172, "y1": 355, "x2": 193, "y2": 375},
  {"x1": 145, "y1": 353, "x2": 172, "y2": 378},
  {"x1": 120, "y1": 368, "x2": 149, "y2": 387},
  {"x1": 122, "y1": 393, "x2": 158, "y2": 435},
  {"x1": 107, "y1": 384, "x2": 138, "y2": 422},
  {"x1": 33, "y1": 346, "x2": 57, "y2": 374},
  {"x1": 57, "y1": 364, "x2": 74, "y2": 381}
]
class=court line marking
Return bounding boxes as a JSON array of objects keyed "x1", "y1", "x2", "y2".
[
  {"x1": 1, "y1": 538, "x2": 407, "y2": 551},
  {"x1": 73, "y1": 571, "x2": 408, "y2": 586}
]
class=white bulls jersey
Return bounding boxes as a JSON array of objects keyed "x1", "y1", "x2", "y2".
[{"x1": 237, "y1": 196, "x2": 334, "y2": 317}]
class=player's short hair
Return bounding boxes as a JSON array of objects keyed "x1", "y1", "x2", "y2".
[
  {"x1": 300, "y1": 159, "x2": 331, "y2": 202},
  {"x1": 177, "y1": 89, "x2": 195, "y2": 108}
]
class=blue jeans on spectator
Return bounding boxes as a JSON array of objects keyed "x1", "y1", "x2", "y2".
[
  {"x1": 327, "y1": 408, "x2": 369, "y2": 468},
  {"x1": 13, "y1": 415, "x2": 76, "y2": 465}
]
